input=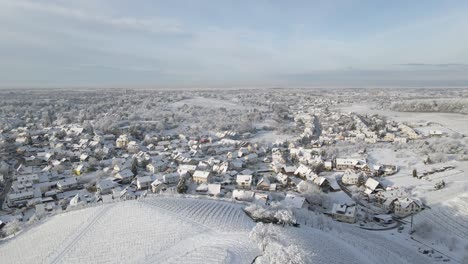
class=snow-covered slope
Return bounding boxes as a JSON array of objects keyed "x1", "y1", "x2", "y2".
[{"x1": 0, "y1": 196, "x2": 436, "y2": 264}]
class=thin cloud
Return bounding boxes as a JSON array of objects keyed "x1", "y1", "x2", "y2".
[{"x1": 2, "y1": 0, "x2": 183, "y2": 34}]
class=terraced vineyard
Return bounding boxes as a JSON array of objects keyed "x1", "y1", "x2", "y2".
[
  {"x1": 417, "y1": 193, "x2": 468, "y2": 239},
  {"x1": 0, "y1": 197, "x2": 259, "y2": 264},
  {"x1": 140, "y1": 196, "x2": 254, "y2": 232}
]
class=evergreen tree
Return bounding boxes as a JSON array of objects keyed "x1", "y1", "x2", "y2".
[{"x1": 131, "y1": 158, "x2": 138, "y2": 175}]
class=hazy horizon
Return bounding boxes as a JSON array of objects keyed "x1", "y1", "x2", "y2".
[{"x1": 1, "y1": 0, "x2": 468, "y2": 88}]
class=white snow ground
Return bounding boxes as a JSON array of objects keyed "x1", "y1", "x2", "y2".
[{"x1": 0, "y1": 196, "x2": 447, "y2": 263}]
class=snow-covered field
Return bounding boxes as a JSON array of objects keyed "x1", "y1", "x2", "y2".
[
  {"x1": 337, "y1": 104, "x2": 468, "y2": 135},
  {"x1": 0, "y1": 197, "x2": 259, "y2": 264},
  {"x1": 0, "y1": 196, "x2": 444, "y2": 264},
  {"x1": 171, "y1": 97, "x2": 244, "y2": 110}
]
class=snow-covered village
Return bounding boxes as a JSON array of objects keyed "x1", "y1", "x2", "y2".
[
  {"x1": 0, "y1": 87, "x2": 467, "y2": 263},
  {"x1": 2, "y1": 1, "x2": 468, "y2": 263}
]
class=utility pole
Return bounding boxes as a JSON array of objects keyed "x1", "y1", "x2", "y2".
[{"x1": 409, "y1": 213, "x2": 414, "y2": 234}]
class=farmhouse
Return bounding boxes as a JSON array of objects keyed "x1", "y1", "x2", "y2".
[
  {"x1": 335, "y1": 158, "x2": 360, "y2": 171},
  {"x1": 393, "y1": 197, "x2": 423, "y2": 217}
]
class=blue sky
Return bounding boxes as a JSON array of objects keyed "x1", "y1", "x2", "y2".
[{"x1": 1, "y1": 0, "x2": 467, "y2": 88}]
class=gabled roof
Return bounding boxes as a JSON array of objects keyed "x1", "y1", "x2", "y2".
[
  {"x1": 283, "y1": 193, "x2": 307, "y2": 209},
  {"x1": 365, "y1": 178, "x2": 382, "y2": 191}
]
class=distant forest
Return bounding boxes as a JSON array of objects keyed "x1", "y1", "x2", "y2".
[{"x1": 389, "y1": 99, "x2": 468, "y2": 115}]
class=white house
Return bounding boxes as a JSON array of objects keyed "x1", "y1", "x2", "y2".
[
  {"x1": 294, "y1": 164, "x2": 312, "y2": 177},
  {"x1": 331, "y1": 203, "x2": 357, "y2": 223},
  {"x1": 236, "y1": 174, "x2": 253, "y2": 189},
  {"x1": 177, "y1": 164, "x2": 197, "y2": 175},
  {"x1": 163, "y1": 173, "x2": 181, "y2": 184},
  {"x1": 364, "y1": 178, "x2": 383, "y2": 195},
  {"x1": 136, "y1": 176, "x2": 153, "y2": 190},
  {"x1": 207, "y1": 183, "x2": 222, "y2": 196},
  {"x1": 151, "y1": 179, "x2": 168, "y2": 193},
  {"x1": 335, "y1": 158, "x2": 360, "y2": 170},
  {"x1": 96, "y1": 179, "x2": 115, "y2": 194},
  {"x1": 341, "y1": 170, "x2": 364, "y2": 185},
  {"x1": 283, "y1": 193, "x2": 308, "y2": 209},
  {"x1": 146, "y1": 160, "x2": 167, "y2": 173},
  {"x1": 115, "y1": 169, "x2": 134, "y2": 183},
  {"x1": 276, "y1": 173, "x2": 288, "y2": 185},
  {"x1": 192, "y1": 170, "x2": 212, "y2": 183},
  {"x1": 393, "y1": 197, "x2": 423, "y2": 217}
]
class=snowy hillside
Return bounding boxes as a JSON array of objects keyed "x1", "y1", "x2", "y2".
[{"x1": 0, "y1": 196, "x2": 445, "y2": 264}]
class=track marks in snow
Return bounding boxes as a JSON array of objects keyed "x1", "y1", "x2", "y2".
[
  {"x1": 48, "y1": 204, "x2": 114, "y2": 264},
  {"x1": 140, "y1": 196, "x2": 254, "y2": 232}
]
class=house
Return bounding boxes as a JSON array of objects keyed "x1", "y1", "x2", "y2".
[
  {"x1": 276, "y1": 173, "x2": 288, "y2": 185},
  {"x1": 73, "y1": 163, "x2": 88, "y2": 176},
  {"x1": 283, "y1": 193, "x2": 309, "y2": 209},
  {"x1": 115, "y1": 169, "x2": 134, "y2": 184},
  {"x1": 113, "y1": 158, "x2": 131, "y2": 172},
  {"x1": 375, "y1": 188, "x2": 409, "y2": 206},
  {"x1": 256, "y1": 177, "x2": 271, "y2": 191},
  {"x1": 373, "y1": 214, "x2": 393, "y2": 224},
  {"x1": 364, "y1": 178, "x2": 383, "y2": 195},
  {"x1": 380, "y1": 165, "x2": 398, "y2": 176},
  {"x1": 192, "y1": 170, "x2": 212, "y2": 183},
  {"x1": 146, "y1": 160, "x2": 167, "y2": 173},
  {"x1": 324, "y1": 160, "x2": 333, "y2": 170},
  {"x1": 116, "y1": 135, "x2": 129, "y2": 148},
  {"x1": 151, "y1": 179, "x2": 168, "y2": 193},
  {"x1": 393, "y1": 197, "x2": 423, "y2": 217},
  {"x1": 163, "y1": 173, "x2": 180, "y2": 184},
  {"x1": 331, "y1": 203, "x2": 357, "y2": 223},
  {"x1": 177, "y1": 164, "x2": 197, "y2": 174},
  {"x1": 341, "y1": 170, "x2": 365, "y2": 185},
  {"x1": 236, "y1": 174, "x2": 253, "y2": 189},
  {"x1": 7, "y1": 190, "x2": 35, "y2": 206},
  {"x1": 335, "y1": 158, "x2": 360, "y2": 170},
  {"x1": 57, "y1": 177, "x2": 78, "y2": 191},
  {"x1": 96, "y1": 179, "x2": 115, "y2": 194},
  {"x1": 136, "y1": 176, "x2": 153, "y2": 190},
  {"x1": 282, "y1": 165, "x2": 296, "y2": 176},
  {"x1": 294, "y1": 164, "x2": 312, "y2": 178},
  {"x1": 254, "y1": 192, "x2": 270, "y2": 205},
  {"x1": 313, "y1": 176, "x2": 330, "y2": 191},
  {"x1": 232, "y1": 189, "x2": 254, "y2": 202},
  {"x1": 207, "y1": 183, "x2": 222, "y2": 196},
  {"x1": 79, "y1": 153, "x2": 89, "y2": 162}
]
